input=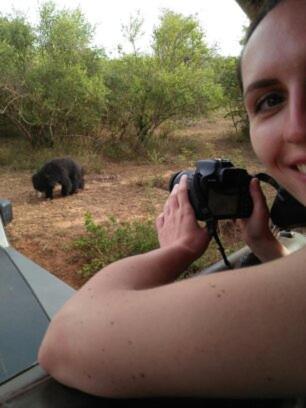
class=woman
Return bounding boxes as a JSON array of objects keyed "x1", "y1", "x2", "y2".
[{"x1": 38, "y1": 0, "x2": 306, "y2": 398}]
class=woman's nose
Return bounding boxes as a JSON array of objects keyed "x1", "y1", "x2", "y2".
[{"x1": 283, "y1": 89, "x2": 306, "y2": 143}]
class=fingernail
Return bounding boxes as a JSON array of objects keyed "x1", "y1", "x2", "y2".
[{"x1": 250, "y1": 177, "x2": 258, "y2": 190}]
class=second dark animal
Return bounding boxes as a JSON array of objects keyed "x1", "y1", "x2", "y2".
[{"x1": 32, "y1": 157, "x2": 85, "y2": 199}]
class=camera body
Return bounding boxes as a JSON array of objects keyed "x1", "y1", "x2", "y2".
[{"x1": 169, "y1": 159, "x2": 253, "y2": 221}]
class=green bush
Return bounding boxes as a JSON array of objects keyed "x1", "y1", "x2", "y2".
[
  {"x1": 74, "y1": 213, "x2": 159, "y2": 277},
  {"x1": 102, "y1": 10, "x2": 223, "y2": 146},
  {"x1": 103, "y1": 53, "x2": 221, "y2": 146},
  {"x1": 0, "y1": 2, "x2": 107, "y2": 146}
]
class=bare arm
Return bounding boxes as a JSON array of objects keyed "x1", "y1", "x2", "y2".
[
  {"x1": 38, "y1": 177, "x2": 306, "y2": 398},
  {"x1": 38, "y1": 250, "x2": 306, "y2": 398}
]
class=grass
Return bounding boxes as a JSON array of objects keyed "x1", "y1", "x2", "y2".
[
  {"x1": 0, "y1": 114, "x2": 254, "y2": 170},
  {"x1": 0, "y1": 135, "x2": 105, "y2": 173},
  {"x1": 0, "y1": 121, "x2": 211, "y2": 171},
  {"x1": 135, "y1": 174, "x2": 168, "y2": 190}
]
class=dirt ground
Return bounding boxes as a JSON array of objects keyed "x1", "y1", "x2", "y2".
[{"x1": 1, "y1": 118, "x2": 261, "y2": 289}]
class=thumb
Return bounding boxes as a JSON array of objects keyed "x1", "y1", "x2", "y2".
[{"x1": 250, "y1": 178, "x2": 269, "y2": 215}]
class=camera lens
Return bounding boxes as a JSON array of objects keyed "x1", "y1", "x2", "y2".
[{"x1": 168, "y1": 171, "x2": 193, "y2": 192}]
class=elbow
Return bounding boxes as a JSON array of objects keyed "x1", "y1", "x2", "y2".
[
  {"x1": 38, "y1": 311, "x2": 76, "y2": 388},
  {"x1": 37, "y1": 288, "x2": 147, "y2": 398},
  {"x1": 37, "y1": 311, "x2": 119, "y2": 398},
  {"x1": 38, "y1": 330, "x2": 59, "y2": 377}
]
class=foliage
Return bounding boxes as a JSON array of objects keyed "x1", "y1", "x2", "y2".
[
  {"x1": 74, "y1": 213, "x2": 159, "y2": 277},
  {"x1": 104, "y1": 55, "x2": 220, "y2": 144},
  {"x1": 0, "y1": 2, "x2": 107, "y2": 146},
  {"x1": 103, "y1": 10, "x2": 222, "y2": 146},
  {"x1": 0, "y1": 2, "x2": 233, "y2": 150},
  {"x1": 0, "y1": 14, "x2": 35, "y2": 142},
  {"x1": 30, "y1": 2, "x2": 107, "y2": 144},
  {"x1": 213, "y1": 55, "x2": 249, "y2": 138},
  {"x1": 152, "y1": 9, "x2": 210, "y2": 69}
]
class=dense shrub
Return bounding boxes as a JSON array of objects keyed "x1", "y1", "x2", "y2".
[
  {"x1": 74, "y1": 213, "x2": 159, "y2": 277},
  {"x1": 0, "y1": 2, "x2": 107, "y2": 145}
]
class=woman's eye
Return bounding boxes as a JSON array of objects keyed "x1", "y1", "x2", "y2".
[{"x1": 254, "y1": 93, "x2": 285, "y2": 113}]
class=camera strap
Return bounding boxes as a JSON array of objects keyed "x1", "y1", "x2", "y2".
[
  {"x1": 255, "y1": 172, "x2": 280, "y2": 190},
  {"x1": 255, "y1": 173, "x2": 306, "y2": 229},
  {"x1": 206, "y1": 218, "x2": 233, "y2": 269}
]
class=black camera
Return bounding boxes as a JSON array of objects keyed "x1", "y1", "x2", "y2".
[{"x1": 169, "y1": 159, "x2": 253, "y2": 221}]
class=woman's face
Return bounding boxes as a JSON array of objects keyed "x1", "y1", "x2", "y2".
[{"x1": 241, "y1": 0, "x2": 306, "y2": 205}]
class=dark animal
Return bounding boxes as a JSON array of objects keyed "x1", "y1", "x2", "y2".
[{"x1": 32, "y1": 157, "x2": 85, "y2": 199}]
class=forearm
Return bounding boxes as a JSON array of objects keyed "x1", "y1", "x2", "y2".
[
  {"x1": 92, "y1": 245, "x2": 196, "y2": 291},
  {"x1": 248, "y1": 236, "x2": 290, "y2": 263}
]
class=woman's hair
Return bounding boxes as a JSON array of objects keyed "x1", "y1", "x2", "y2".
[{"x1": 237, "y1": 0, "x2": 285, "y2": 91}]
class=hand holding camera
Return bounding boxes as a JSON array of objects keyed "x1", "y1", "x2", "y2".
[
  {"x1": 234, "y1": 178, "x2": 289, "y2": 262},
  {"x1": 169, "y1": 159, "x2": 253, "y2": 222},
  {"x1": 168, "y1": 158, "x2": 304, "y2": 266},
  {"x1": 169, "y1": 158, "x2": 306, "y2": 228},
  {"x1": 168, "y1": 159, "x2": 255, "y2": 267},
  {"x1": 156, "y1": 175, "x2": 211, "y2": 266}
]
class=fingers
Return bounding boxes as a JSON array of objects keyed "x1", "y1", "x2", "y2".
[
  {"x1": 234, "y1": 218, "x2": 246, "y2": 228},
  {"x1": 165, "y1": 175, "x2": 191, "y2": 211},
  {"x1": 176, "y1": 175, "x2": 190, "y2": 208},
  {"x1": 159, "y1": 174, "x2": 191, "y2": 226},
  {"x1": 155, "y1": 212, "x2": 164, "y2": 229},
  {"x1": 249, "y1": 178, "x2": 269, "y2": 216},
  {"x1": 163, "y1": 183, "x2": 179, "y2": 215},
  {"x1": 250, "y1": 178, "x2": 263, "y2": 200}
]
